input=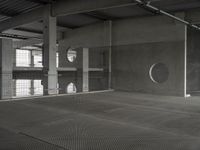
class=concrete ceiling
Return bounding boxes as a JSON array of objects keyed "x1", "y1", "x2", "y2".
[{"x1": 0, "y1": 0, "x2": 200, "y2": 42}]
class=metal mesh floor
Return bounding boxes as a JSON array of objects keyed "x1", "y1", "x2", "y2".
[{"x1": 1, "y1": 91, "x2": 200, "y2": 150}]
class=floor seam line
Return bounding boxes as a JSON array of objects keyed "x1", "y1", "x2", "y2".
[{"x1": 19, "y1": 132, "x2": 69, "y2": 150}]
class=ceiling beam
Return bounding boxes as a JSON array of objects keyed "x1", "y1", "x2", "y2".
[
  {"x1": 0, "y1": 0, "x2": 162, "y2": 31},
  {"x1": 13, "y1": 39, "x2": 42, "y2": 49},
  {"x1": 83, "y1": 12, "x2": 118, "y2": 20},
  {"x1": 0, "y1": 12, "x2": 13, "y2": 18},
  {"x1": 14, "y1": 27, "x2": 43, "y2": 34},
  {"x1": 0, "y1": 7, "x2": 45, "y2": 31},
  {"x1": 52, "y1": 0, "x2": 138, "y2": 17},
  {"x1": 24, "y1": 0, "x2": 49, "y2": 5},
  {"x1": 0, "y1": 33, "x2": 38, "y2": 40}
]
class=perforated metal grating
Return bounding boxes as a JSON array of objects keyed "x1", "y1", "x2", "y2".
[{"x1": 1, "y1": 91, "x2": 200, "y2": 149}]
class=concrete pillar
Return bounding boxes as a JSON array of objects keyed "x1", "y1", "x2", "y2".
[
  {"x1": 12, "y1": 80, "x2": 16, "y2": 97},
  {"x1": 82, "y1": 48, "x2": 89, "y2": 92},
  {"x1": 108, "y1": 21, "x2": 112, "y2": 89},
  {"x1": 43, "y1": 6, "x2": 58, "y2": 95},
  {"x1": 30, "y1": 50, "x2": 34, "y2": 67},
  {"x1": 76, "y1": 48, "x2": 83, "y2": 92},
  {"x1": 76, "y1": 48, "x2": 89, "y2": 92},
  {"x1": 30, "y1": 79, "x2": 34, "y2": 95},
  {"x1": 13, "y1": 48, "x2": 16, "y2": 67},
  {"x1": 0, "y1": 39, "x2": 13, "y2": 99},
  {"x1": 103, "y1": 21, "x2": 112, "y2": 89}
]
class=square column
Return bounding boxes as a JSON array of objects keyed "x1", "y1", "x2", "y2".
[
  {"x1": 76, "y1": 48, "x2": 89, "y2": 92},
  {"x1": 82, "y1": 48, "x2": 89, "y2": 92},
  {"x1": 108, "y1": 21, "x2": 112, "y2": 89},
  {"x1": 43, "y1": 6, "x2": 58, "y2": 95},
  {"x1": 0, "y1": 39, "x2": 13, "y2": 99}
]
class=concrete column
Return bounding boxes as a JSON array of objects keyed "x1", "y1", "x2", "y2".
[
  {"x1": 30, "y1": 50, "x2": 34, "y2": 67},
  {"x1": 0, "y1": 39, "x2": 13, "y2": 99},
  {"x1": 103, "y1": 21, "x2": 112, "y2": 89},
  {"x1": 108, "y1": 21, "x2": 112, "y2": 89},
  {"x1": 76, "y1": 48, "x2": 83, "y2": 92},
  {"x1": 43, "y1": 6, "x2": 58, "y2": 95},
  {"x1": 82, "y1": 48, "x2": 89, "y2": 92},
  {"x1": 13, "y1": 48, "x2": 16, "y2": 67},
  {"x1": 12, "y1": 80, "x2": 16, "y2": 97},
  {"x1": 76, "y1": 48, "x2": 89, "y2": 92},
  {"x1": 30, "y1": 79, "x2": 34, "y2": 95}
]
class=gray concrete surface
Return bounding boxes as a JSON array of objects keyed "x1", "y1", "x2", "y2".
[
  {"x1": 0, "y1": 39, "x2": 13, "y2": 99},
  {"x1": 187, "y1": 27, "x2": 200, "y2": 94},
  {"x1": 43, "y1": 7, "x2": 58, "y2": 95},
  {"x1": 112, "y1": 41, "x2": 185, "y2": 96},
  {"x1": 59, "y1": 14, "x2": 186, "y2": 96},
  {"x1": 1, "y1": 91, "x2": 200, "y2": 149}
]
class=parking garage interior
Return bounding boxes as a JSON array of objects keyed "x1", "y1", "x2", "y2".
[{"x1": 1, "y1": 0, "x2": 200, "y2": 149}]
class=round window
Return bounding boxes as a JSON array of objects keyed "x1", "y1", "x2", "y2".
[
  {"x1": 149, "y1": 63, "x2": 169, "y2": 83},
  {"x1": 67, "y1": 48, "x2": 77, "y2": 62},
  {"x1": 66, "y1": 82, "x2": 77, "y2": 94}
]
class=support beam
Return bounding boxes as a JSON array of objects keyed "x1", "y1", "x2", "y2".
[
  {"x1": 52, "y1": 0, "x2": 137, "y2": 16},
  {"x1": 4, "y1": 28, "x2": 43, "y2": 39},
  {"x1": 0, "y1": 39, "x2": 13, "y2": 99},
  {"x1": 43, "y1": 6, "x2": 58, "y2": 95},
  {"x1": 14, "y1": 27, "x2": 43, "y2": 34},
  {"x1": 13, "y1": 39, "x2": 42, "y2": 49},
  {"x1": 0, "y1": 0, "x2": 161, "y2": 31},
  {"x1": 0, "y1": 0, "x2": 167, "y2": 32},
  {"x1": 83, "y1": 12, "x2": 118, "y2": 21},
  {"x1": 0, "y1": 7, "x2": 45, "y2": 31},
  {"x1": 25, "y1": 0, "x2": 49, "y2": 5}
]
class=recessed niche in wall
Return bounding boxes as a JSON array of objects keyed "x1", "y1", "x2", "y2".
[
  {"x1": 67, "y1": 48, "x2": 77, "y2": 62},
  {"x1": 149, "y1": 63, "x2": 169, "y2": 83},
  {"x1": 66, "y1": 82, "x2": 77, "y2": 94}
]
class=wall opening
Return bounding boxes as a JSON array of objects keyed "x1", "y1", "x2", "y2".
[
  {"x1": 14, "y1": 79, "x2": 43, "y2": 97},
  {"x1": 67, "y1": 48, "x2": 77, "y2": 62},
  {"x1": 66, "y1": 82, "x2": 77, "y2": 94},
  {"x1": 149, "y1": 63, "x2": 169, "y2": 83},
  {"x1": 16, "y1": 49, "x2": 31, "y2": 67}
]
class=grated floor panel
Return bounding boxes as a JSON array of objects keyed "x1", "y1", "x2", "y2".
[{"x1": 1, "y1": 91, "x2": 200, "y2": 149}]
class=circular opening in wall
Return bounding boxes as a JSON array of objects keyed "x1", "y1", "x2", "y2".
[
  {"x1": 149, "y1": 63, "x2": 169, "y2": 84},
  {"x1": 67, "y1": 48, "x2": 77, "y2": 62},
  {"x1": 66, "y1": 82, "x2": 77, "y2": 94}
]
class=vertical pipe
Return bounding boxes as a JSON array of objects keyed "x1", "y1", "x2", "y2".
[{"x1": 184, "y1": 25, "x2": 188, "y2": 97}]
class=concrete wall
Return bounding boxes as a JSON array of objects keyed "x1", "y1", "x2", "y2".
[
  {"x1": 111, "y1": 16, "x2": 185, "y2": 96},
  {"x1": 59, "y1": 15, "x2": 186, "y2": 96},
  {"x1": 187, "y1": 27, "x2": 200, "y2": 93},
  {"x1": 112, "y1": 42, "x2": 185, "y2": 96},
  {"x1": 59, "y1": 32, "x2": 110, "y2": 92}
]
